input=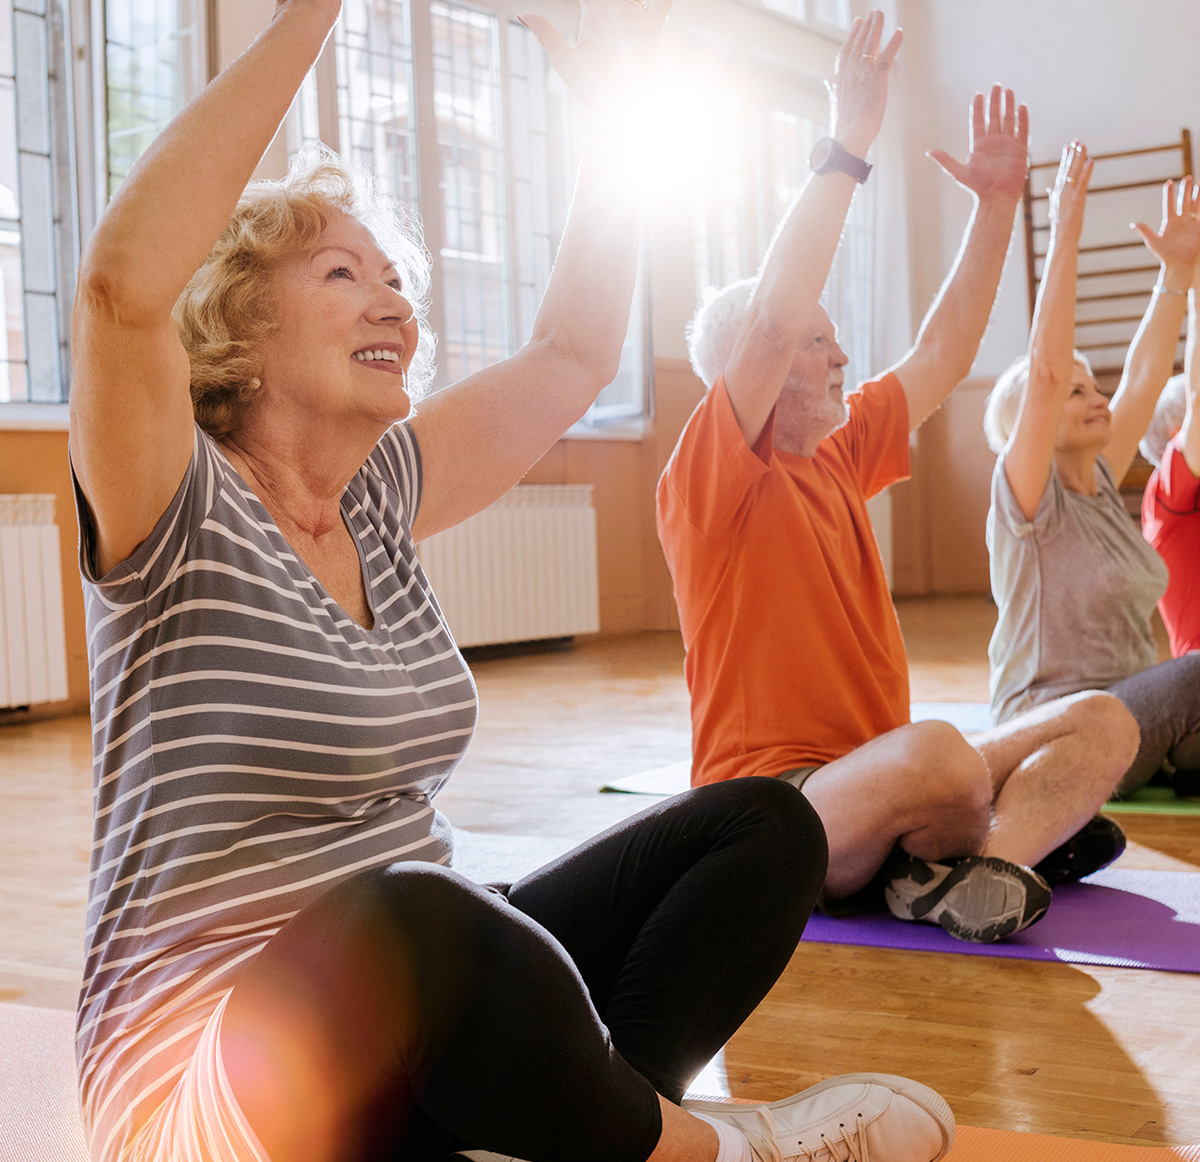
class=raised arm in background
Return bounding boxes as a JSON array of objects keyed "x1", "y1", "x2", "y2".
[
  {"x1": 409, "y1": 0, "x2": 670, "y2": 541},
  {"x1": 1181, "y1": 270, "x2": 1200, "y2": 476},
  {"x1": 70, "y1": 0, "x2": 343, "y2": 576},
  {"x1": 1104, "y1": 176, "x2": 1200, "y2": 482},
  {"x1": 1003, "y1": 141, "x2": 1092, "y2": 519},
  {"x1": 889, "y1": 85, "x2": 1028, "y2": 430},
  {"x1": 719, "y1": 10, "x2": 902, "y2": 449}
]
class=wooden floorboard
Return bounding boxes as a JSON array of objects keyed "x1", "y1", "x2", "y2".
[{"x1": 2, "y1": 596, "x2": 1197, "y2": 1146}]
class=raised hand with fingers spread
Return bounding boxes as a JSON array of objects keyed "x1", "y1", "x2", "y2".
[
  {"x1": 828, "y1": 9, "x2": 904, "y2": 157},
  {"x1": 928, "y1": 84, "x2": 1029, "y2": 204},
  {"x1": 1133, "y1": 175, "x2": 1200, "y2": 281}
]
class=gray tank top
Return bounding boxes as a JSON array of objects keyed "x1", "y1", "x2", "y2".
[{"x1": 987, "y1": 453, "x2": 1168, "y2": 723}]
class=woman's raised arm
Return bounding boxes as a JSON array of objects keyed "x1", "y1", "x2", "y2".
[
  {"x1": 409, "y1": 0, "x2": 670, "y2": 543},
  {"x1": 1002, "y1": 141, "x2": 1092, "y2": 520},
  {"x1": 1104, "y1": 177, "x2": 1200, "y2": 482},
  {"x1": 1181, "y1": 272, "x2": 1200, "y2": 477},
  {"x1": 70, "y1": 0, "x2": 341, "y2": 575}
]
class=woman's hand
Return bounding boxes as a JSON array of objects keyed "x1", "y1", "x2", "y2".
[
  {"x1": 828, "y1": 10, "x2": 903, "y2": 158},
  {"x1": 1048, "y1": 140, "x2": 1092, "y2": 236},
  {"x1": 1133, "y1": 176, "x2": 1200, "y2": 283},
  {"x1": 519, "y1": 0, "x2": 671, "y2": 123},
  {"x1": 928, "y1": 86, "x2": 1028, "y2": 204}
]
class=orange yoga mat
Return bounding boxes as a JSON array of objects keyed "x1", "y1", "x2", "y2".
[{"x1": 950, "y1": 1125, "x2": 1200, "y2": 1161}]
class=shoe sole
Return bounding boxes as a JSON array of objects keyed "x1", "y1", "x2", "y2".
[
  {"x1": 684, "y1": 1071, "x2": 956, "y2": 1162},
  {"x1": 886, "y1": 855, "x2": 1051, "y2": 943}
]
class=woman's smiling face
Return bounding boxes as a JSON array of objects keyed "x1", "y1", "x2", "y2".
[
  {"x1": 253, "y1": 212, "x2": 422, "y2": 432},
  {"x1": 1055, "y1": 360, "x2": 1112, "y2": 454}
]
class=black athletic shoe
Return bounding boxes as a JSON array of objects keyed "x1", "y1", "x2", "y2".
[
  {"x1": 883, "y1": 849, "x2": 1052, "y2": 943},
  {"x1": 1033, "y1": 815, "x2": 1126, "y2": 886}
]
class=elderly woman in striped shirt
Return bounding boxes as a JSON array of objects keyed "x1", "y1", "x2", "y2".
[{"x1": 68, "y1": 2, "x2": 953, "y2": 1161}]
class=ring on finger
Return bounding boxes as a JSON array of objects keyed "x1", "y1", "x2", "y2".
[{"x1": 862, "y1": 53, "x2": 877, "y2": 61}]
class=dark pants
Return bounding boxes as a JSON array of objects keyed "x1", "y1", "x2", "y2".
[
  {"x1": 1110, "y1": 653, "x2": 1200, "y2": 795},
  {"x1": 221, "y1": 777, "x2": 827, "y2": 1162}
]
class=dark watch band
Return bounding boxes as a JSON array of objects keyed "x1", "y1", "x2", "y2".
[{"x1": 808, "y1": 137, "x2": 872, "y2": 183}]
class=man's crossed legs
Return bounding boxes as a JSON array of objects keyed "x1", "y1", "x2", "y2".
[{"x1": 796, "y1": 690, "x2": 1140, "y2": 942}]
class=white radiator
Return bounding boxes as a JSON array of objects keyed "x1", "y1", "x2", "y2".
[
  {"x1": 417, "y1": 484, "x2": 600, "y2": 648},
  {"x1": 0, "y1": 494, "x2": 69, "y2": 708}
]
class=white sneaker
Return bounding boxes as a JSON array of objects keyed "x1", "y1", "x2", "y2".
[{"x1": 685, "y1": 1072, "x2": 955, "y2": 1162}]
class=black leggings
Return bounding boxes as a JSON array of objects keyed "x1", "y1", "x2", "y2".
[
  {"x1": 1109, "y1": 653, "x2": 1200, "y2": 795},
  {"x1": 220, "y1": 777, "x2": 826, "y2": 1162}
]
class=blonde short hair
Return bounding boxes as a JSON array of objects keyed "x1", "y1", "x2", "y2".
[
  {"x1": 173, "y1": 145, "x2": 435, "y2": 437},
  {"x1": 984, "y1": 349, "x2": 1095, "y2": 455},
  {"x1": 1140, "y1": 374, "x2": 1187, "y2": 467}
]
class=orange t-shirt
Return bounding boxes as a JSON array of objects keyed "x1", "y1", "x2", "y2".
[{"x1": 657, "y1": 373, "x2": 912, "y2": 786}]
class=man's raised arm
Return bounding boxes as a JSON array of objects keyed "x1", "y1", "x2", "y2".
[
  {"x1": 889, "y1": 86, "x2": 1028, "y2": 431},
  {"x1": 721, "y1": 9, "x2": 901, "y2": 448}
]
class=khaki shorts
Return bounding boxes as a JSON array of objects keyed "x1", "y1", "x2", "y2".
[{"x1": 778, "y1": 764, "x2": 822, "y2": 791}]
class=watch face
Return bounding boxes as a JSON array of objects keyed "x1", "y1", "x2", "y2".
[{"x1": 810, "y1": 138, "x2": 834, "y2": 171}]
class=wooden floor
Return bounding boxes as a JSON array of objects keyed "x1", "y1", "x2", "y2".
[{"x1": 3, "y1": 596, "x2": 1198, "y2": 1148}]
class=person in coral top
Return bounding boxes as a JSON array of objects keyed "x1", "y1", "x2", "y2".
[{"x1": 657, "y1": 39, "x2": 1140, "y2": 944}]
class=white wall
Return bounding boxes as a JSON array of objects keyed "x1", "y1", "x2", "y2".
[{"x1": 897, "y1": 0, "x2": 1200, "y2": 380}]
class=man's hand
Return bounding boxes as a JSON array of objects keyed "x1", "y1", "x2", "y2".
[
  {"x1": 928, "y1": 85, "x2": 1028, "y2": 204},
  {"x1": 1133, "y1": 176, "x2": 1200, "y2": 279},
  {"x1": 828, "y1": 10, "x2": 903, "y2": 159}
]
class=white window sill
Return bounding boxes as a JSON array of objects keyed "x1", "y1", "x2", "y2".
[
  {"x1": 564, "y1": 416, "x2": 651, "y2": 442},
  {"x1": 0, "y1": 403, "x2": 69, "y2": 431}
]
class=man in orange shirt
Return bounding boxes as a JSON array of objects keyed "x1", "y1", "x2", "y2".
[{"x1": 657, "y1": 16, "x2": 1139, "y2": 943}]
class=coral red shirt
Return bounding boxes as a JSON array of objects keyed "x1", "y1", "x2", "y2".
[
  {"x1": 657, "y1": 373, "x2": 912, "y2": 786},
  {"x1": 1142, "y1": 436, "x2": 1200, "y2": 657}
]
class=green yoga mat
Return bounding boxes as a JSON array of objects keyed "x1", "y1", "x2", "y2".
[{"x1": 1107, "y1": 785, "x2": 1200, "y2": 815}]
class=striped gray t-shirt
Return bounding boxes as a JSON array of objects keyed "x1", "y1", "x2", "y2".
[{"x1": 75, "y1": 423, "x2": 477, "y2": 1162}]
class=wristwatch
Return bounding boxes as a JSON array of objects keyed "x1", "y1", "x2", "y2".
[{"x1": 809, "y1": 137, "x2": 872, "y2": 183}]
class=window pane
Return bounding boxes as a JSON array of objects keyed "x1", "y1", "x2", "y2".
[
  {"x1": 505, "y1": 19, "x2": 573, "y2": 348},
  {"x1": 761, "y1": 0, "x2": 850, "y2": 25},
  {"x1": 106, "y1": 1, "x2": 206, "y2": 196},
  {"x1": 432, "y1": 0, "x2": 510, "y2": 384},
  {"x1": 335, "y1": 0, "x2": 418, "y2": 204},
  {"x1": 0, "y1": 0, "x2": 25, "y2": 402}
]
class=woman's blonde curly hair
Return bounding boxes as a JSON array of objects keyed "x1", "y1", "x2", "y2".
[{"x1": 174, "y1": 144, "x2": 436, "y2": 437}]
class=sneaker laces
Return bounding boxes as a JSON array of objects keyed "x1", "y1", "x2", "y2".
[
  {"x1": 730, "y1": 1109, "x2": 871, "y2": 1162},
  {"x1": 799, "y1": 1112, "x2": 870, "y2": 1162}
]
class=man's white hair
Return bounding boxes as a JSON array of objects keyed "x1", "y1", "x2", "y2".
[
  {"x1": 686, "y1": 278, "x2": 757, "y2": 389},
  {"x1": 1140, "y1": 374, "x2": 1187, "y2": 467}
]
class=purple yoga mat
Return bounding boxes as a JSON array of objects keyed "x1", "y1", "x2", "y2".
[{"x1": 801, "y1": 867, "x2": 1200, "y2": 971}]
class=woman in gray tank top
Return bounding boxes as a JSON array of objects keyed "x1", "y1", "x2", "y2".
[
  {"x1": 67, "y1": 4, "x2": 955, "y2": 1162},
  {"x1": 984, "y1": 140, "x2": 1200, "y2": 797}
]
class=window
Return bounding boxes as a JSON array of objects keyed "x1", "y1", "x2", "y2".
[
  {"x1": 760, "y1": 0, "x2": 850, "y2": 28},
  {"x1": 692, "y1": 76, "x2": 874, "y2": 392},
  {"x1": 1, "y1": 0, "x2": 78, "y2": 404},
  {"x1": 432, "y1": 0, "x2": 510, "y2": 381},
  {"x1": 292, "y1": 0, "x2": 649, "y2": 419},
  {"x1": 103, "y1": 1, "x2": 207, "y2": 196},
  {"x1": 0, "y1": 1, "x2": 25, "y2": 402}
]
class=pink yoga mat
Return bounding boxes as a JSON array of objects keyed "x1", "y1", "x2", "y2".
[{"x1": 801, "y1": 868, "x2": 1200, "y2": 972}]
